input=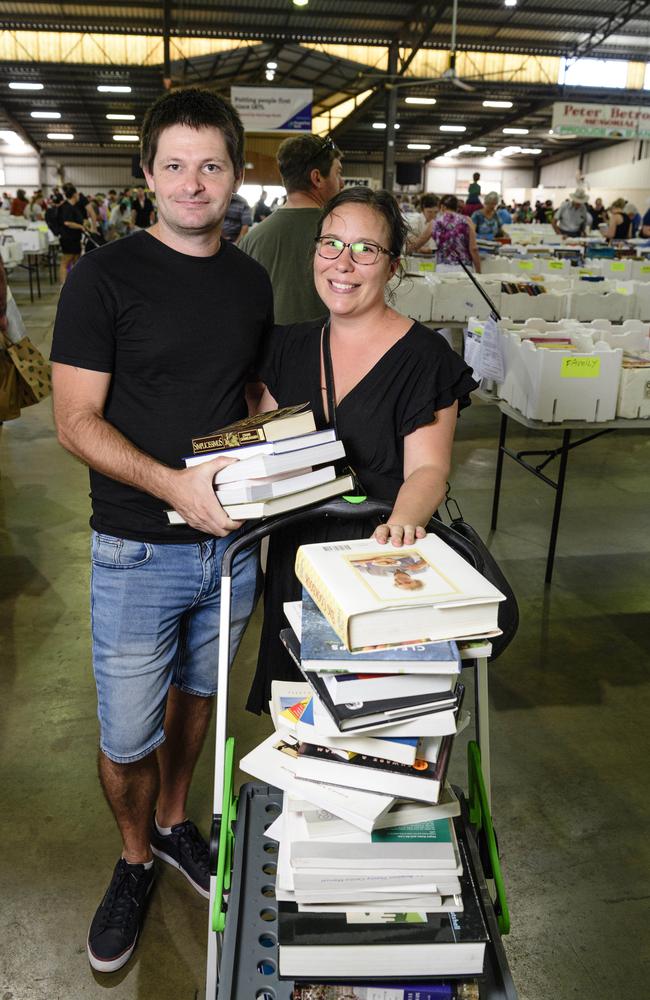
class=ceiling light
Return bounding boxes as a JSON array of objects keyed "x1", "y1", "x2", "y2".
[
  {"x1": 113, "y1": 134, "x2": 139, "y2": 141},
  {"x1": 266, "y1": 61, "x2": 278, "y2": 69},
  {"x1": 0, "y1": 130, "x2": 23, "y2": 145},
  {"x1": 500, "y1": 145, "x2": 522, "y2": 156},
  {"x1": 31, "y1": 111, "x2": 61, "y2": 119},
  {"x1": 106, "y1": 113, "x2": 136, "y2": 121},
  {"x1": 9, "y1": 82, "x2": 44, "y2": 91},
  {"x1": 373, "y1": 122, "x2": 400, "y2": 129},
  {"x1": 405, "y1": 97, "x2": 437, "y2": 105},
  {"x1": 523, "y1": 148, "x2": 542, "y2": 154},
  {"x1": 504, "y1": 0, "x2": 517, "y2": 6},
  {"x1": 503, "y1": 127, "x2": 528, "y2": 135},
  {"x1": 98, "y1": 85, "x2": 132, "y2": 93},
  {"x1": 407, "y1": 143, "x2": 431, "y2": 150},
  {"x1": 483, "y1": 100, "x2": 513, "y2": 109},
  {"x1": 47, "y1": 133, "x2": 74, "y2": 140},
  {"x1": 548, "y1": 129, "x2": 554, "y2": 135},
  {"x1": 292, "y1": 0, "x2": 309, "y2": 6},
  {"x1": 265, "y1": 71, "x2": 275, "y2": 81},
  {"x1": 459, "y1": 144, "x2": 487, "y2": 152},
  {"x1": 439, "y1": 124, "x2": 466, "y2": 132}
]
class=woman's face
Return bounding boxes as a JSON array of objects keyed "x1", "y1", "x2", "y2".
[{"x1": 314, "y1": 202, "x2": 397, "y2": 319}]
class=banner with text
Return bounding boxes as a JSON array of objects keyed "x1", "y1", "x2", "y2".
[
  {"x1": 231, "y1": 87, "x2": 312, "y2": 132},
  {"x1": 552, "y1": 101, "x2": 650, "y2": 139}
]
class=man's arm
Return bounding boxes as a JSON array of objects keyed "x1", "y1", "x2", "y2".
[{"x1": 52, "y1": 362, "x2": 243, "y2": 536}]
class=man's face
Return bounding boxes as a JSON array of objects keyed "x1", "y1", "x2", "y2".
[
  {"x1": 143, "y1": 124, "x2": 241, "y2": 238},
  {"x1": 320, "y1": 157, "x2": 344, "y2": 202}
]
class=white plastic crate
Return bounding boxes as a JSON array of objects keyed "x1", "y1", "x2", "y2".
[
  {"x1": 429, "y1": 275, "x2": 501, "y2": 322},
  {"x1": 617, "y1": 357, "x2": 650, "y2": 418},
  {"x1": 389, "y1": 274, "x2": 433, "y2": 322},
  {"x1": 568, "y1": 286, "x2": 633, "y2": 322},
  {"x1": 501, "y1": 336, "x2": 622, "y2": 422},
  {"x1": 0, "y1": 234, "x2": 23, "y2": 267},
  {"x1": 6, "y1": 226, "x2": 48, "y2": 253},
  {"x1": 587, "y1": 319, "x2": 650, "y2": 352}
]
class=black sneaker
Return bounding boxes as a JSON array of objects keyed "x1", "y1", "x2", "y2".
[
  {"x1": 87, "y1": 858, "x2": 155, "y2": 973},
  {"x1": 150, "y1": 817, "x2": 210, "y2": 899}
]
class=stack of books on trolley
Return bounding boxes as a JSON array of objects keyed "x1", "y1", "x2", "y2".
[
  {"x1": 166, "y1": 404, "x2": 354, "y2": 524},
  {"x1": 240, "y1": 533, "x2": 506, "y2": 988}
]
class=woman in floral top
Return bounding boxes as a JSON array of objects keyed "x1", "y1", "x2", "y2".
[{"x1": 432, "y1": 194, "x2": 481, "y2": 272}]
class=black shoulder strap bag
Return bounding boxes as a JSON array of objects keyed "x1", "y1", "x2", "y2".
[{"x1": 322, "y1": 319, "x2": 367, "y2": 502}]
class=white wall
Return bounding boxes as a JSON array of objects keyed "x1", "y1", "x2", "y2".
[
  {"x1": 424, "y1": 160, "x2": 535, "y2": 202},
  {"x1": 539, "y1": 141, "x2": 650, "y2": 209}
]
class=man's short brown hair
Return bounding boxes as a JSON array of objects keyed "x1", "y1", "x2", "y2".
[
  {"x1": 277, "y1": 135, "x2": 341, "y2": 194},
  {"x1": 140, "y1": 88, "x2": 245, "y2": 176}
]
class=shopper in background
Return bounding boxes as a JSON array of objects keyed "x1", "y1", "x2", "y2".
[
  {"x1": 640, "y1": 202, "x2": 650, "y2": 238},
  {"x1": 589, "y1": 196, "x2": 607, "y2": 230},
  {"x1": 552, "y1": 189, "x2": 589, "y2": 236},
  {"x1": 239, "y1": 133, "x2": 344, "y2": 323},
  {"x1": 50, "y1": 87, "x2": 272, "y2": 975},
  {"x1": 624, "y1": 202, "x2": 641, "y2": 236},
  {"x1": 10, "y1": 189, "x2": 28, "y2": 217},
  {"x1": 221, "y1": 190, "x2": 252, "y2": 243},
  {"x1": 466, "y1": 171, "x2": 481, "y2": 207},
  {"x1": 406, "y1": 192, "x2": 439, "y2": 253},
  {"x1": 130, "y1": 184, "x2": 155, "y2": 229},
  {"x1": 108, "y1": 197, "x2": 134, "y2": 239},
  {"x1": 432, "y1": 194, "x2": 481, "y2": 272},
  {"x1": 252, "y1": 188, "x2": 272, "y2": 223},
  {"x1": 45, "y1": 192, "x2": 64, "y2": 235},
  {"x1": 497, "y1": 200, "x2": 512, "y2": 225},
  {"x1": 246, "y1": 185, "x2": 477, "y2": 712},
  {"x1": 471, "y1": 191, "x2": 503, "y2": 240},
  {"x1": 605, "y1": 201, "x2": 635, "y2": 240},
  {"x1": 58, "y1": 183, "x2": 86, "y2": 284}
]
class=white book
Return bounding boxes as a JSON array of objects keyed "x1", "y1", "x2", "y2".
[
  {"x1": 322, "y1": 670, "x2": 456, "y2": 706},
  {"x1": 167, "y1": 474, "x2": 353, "y2": 525},
  {"x1": 183, "y1": 427, "x2": 337, "y2": 467},
  {"x1": 214, "y1": 439, "x2": 345, "y2": 484},
  {"x1": 216, "y1": 465, "x2": 334, "y2": 503},
  {"x1": 296, "y1": 893, "x2": 463, "y2": 913},
  {"x1": 311, "y1": 690, "x2": 459, "y2": 737},
  {"x1": 239, "y1": 734, "x2": 395, "y2": 832},
  {"x1": 295, "y1": 533, "x2": 506, "y2": 651},
  {"x1": 296, "y1": 786, "x2": 461, "y2": 841}
]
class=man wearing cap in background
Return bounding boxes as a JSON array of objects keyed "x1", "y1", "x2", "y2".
[
  {"x1": 239, "y1": 134, "x2": 344, "y2": 323},
  {"x1": 552, "y1": 188, "x2": 590, "y2": 237}
]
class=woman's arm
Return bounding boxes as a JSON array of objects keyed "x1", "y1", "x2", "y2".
[
  {"x1": 252, "y1": 384, "x2": 278, "y2": 414},
  {"x1": 604, "y1": 212, "x2": 620, "y2": 240},
  {"x1": 406, "y1": 220, "x2": 434, "y2": 254},
  {"x1": 374, "y1": 403, "x2": 458, "y2": 547},
  {"x1": 467, "y1": 221, "x2": 481, "y2": 273}
]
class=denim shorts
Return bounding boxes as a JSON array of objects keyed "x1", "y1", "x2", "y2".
[{"x1": 90, "y1": 531, "x2": 260, "y2": 764}]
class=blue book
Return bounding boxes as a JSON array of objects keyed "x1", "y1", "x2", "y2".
[{"x1": 300, "y1": 590, "x2": 461, "y2": 675}]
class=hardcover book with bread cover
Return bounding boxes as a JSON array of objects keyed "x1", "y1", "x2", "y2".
[{"x1": 190, "y1": 403, "x2": 315, "y2": 454}]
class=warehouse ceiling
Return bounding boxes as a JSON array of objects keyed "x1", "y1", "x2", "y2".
[{"x1": 0, "y1": 0, "x2": 649, "y2": 168}]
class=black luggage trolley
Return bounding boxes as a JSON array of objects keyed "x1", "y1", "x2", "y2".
[{"x1": 205, "y1": 498, "x2": 519, "y2": 1000}]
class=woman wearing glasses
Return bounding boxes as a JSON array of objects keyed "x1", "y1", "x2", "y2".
[{"x1": 246, "y1": 186, "x2": 477, "y2": 713}]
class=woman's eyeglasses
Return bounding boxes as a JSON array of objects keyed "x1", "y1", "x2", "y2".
[{"x1": 315, "y1": 237, "x2": 393, "y2": 265}]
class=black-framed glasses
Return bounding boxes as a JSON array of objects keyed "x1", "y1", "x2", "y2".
[{"x1": 315, "y1": 236, "x2": 393, "y2": 265}]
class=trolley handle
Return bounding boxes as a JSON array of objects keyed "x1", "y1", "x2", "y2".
[{"x1": 219, "y1": 497, "x2": 484, "y2": 576}]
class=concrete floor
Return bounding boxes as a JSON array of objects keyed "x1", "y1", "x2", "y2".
[{"x1": 1, "y1": 266, "x2": 649, "y2": 1000}]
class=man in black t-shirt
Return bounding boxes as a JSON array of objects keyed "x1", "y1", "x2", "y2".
[{"x1": 50, "y1": 89, "x2": 273, "y2": 975}]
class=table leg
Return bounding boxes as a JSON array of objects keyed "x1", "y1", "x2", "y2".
[
  {"x1": 27, "y1": 256, "x2": 34, "y2": 303},
  {"x1": 545, "y1": 429, "x2": 571, "y2": 584},
  {"x1": 490, "y1": 412, "x2": 508, "y2": 531},
  {"x1": 35, "y1": 254, "x2": 41, "y2": 297},
  {"x1": 475, "y1": 656, "x2": 491, "y2": 812}
]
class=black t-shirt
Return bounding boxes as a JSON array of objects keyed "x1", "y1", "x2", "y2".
[
  {"x1": 59, "y1": 201, "x2": 84, "y2": 253},
  {"x1": 51, "y1": 230, "x2": 274, "y2": 543},
  {"x1": 133, "y1": 197, "x2": 154, "y2": 228},
  {"x1": 259, "y1": 318, "x2": 477, "y2": 503}
]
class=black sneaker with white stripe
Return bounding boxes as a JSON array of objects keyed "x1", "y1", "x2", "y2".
[
  {"x1": 87, "y1": 858, "x2": 155, "y2": 973},
  {"x1": 150, "y1": 817, "x2": 210, "y2": 899}
]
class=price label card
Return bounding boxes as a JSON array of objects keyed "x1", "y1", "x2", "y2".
[
  {"x1": 418, "y1": 261, "x2": 435, "y2": 272},
  {"x1": 517, "y1": 261, "x2": 533, "y2": 270},
  {"x1": 560, "y1": 356, "x2": 601, "y2": 378},
  {"x1": 616, "y1": 286, "x2": 630, "y2": 295},
  {"x1": 639, "y1": 265, "x2": 650, "y2": 274},
  {"x1": 610, "y1": 261, "x2": 626, "y2": 272},
  {"x1": 579, "y1": 269, "x2": 594, "y2": 276},
  {"x1": 548, "y1": 261, "x2": 564, "y2": 270}
]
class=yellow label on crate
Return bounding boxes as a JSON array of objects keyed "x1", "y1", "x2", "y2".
[
  {"x1": 548, "y1": 261, "x2": 564, "y2": 270},
  {"x1": 517, "y1": 261, "x2": 534, "y2": 270},
  {"x1": 578, "y1": 268, "x2": 594, "y2": 276},
  {"x1": 418, "y1": 261, "x2": 435, "y2": 272},
  {"x1": 560, "y1": 356, "x2": 601, "y2": 378},
  {"x1": 616, "y1": 286, "x2": 631, "y2": 295},
  {"x1": 640, "y1": 265, "x2": 650, "y2": 274},
  {"x1": 610, "y1": 261, "x2": 626, "y2": 272}
]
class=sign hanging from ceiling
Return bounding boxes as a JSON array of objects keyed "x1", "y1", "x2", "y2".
[
  {"x1": 231, "y1": 87, "x2": 312, "y2": 132},
  {"x1": 552, "y1": 101, "x2": 650, "y2": 140}
]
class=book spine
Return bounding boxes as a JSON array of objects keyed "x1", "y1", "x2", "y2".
[
  {"x1": 295, "y1": 549, "x2": 350, "y2": 648},
  {"x1": 191, "y1": 427, "x2": 267, "y2": 454}
]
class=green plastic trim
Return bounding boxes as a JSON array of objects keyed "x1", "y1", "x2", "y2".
[
  {"x1": 212, "y1": 736, "x2": 237, "y2": 933},
  {"x1": 343, "y1": 494, "x2": 367, "y2": 505},
  {"x1": 467, "y1": 740, "x2": 511, "y2": 935}
]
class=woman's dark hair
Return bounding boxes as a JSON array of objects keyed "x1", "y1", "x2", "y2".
[
  {"x1": 62, "y1": 183, "x2": 77, "y2": 199},
  {"x1": 441, "y1": 194, "x2": 459, "y2": 212},
  {"x1": 420, "y1": 193, "x2": 440, "y2": 210},
  {"x1": 140, "y1": 87, "x2": 245, "y2": 177},
  {"x1": 317, "y1": 186, "x2": 408, "y2": 258}
]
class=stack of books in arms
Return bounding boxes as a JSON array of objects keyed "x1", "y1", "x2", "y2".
[
  {"x1": 166, "y1": 404, "x2": 354, "y2": 523},
  {"x1": 240, "y1": 533, "x2": 505, "y2": 989}
]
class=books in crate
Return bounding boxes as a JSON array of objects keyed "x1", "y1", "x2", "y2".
[{"x1": 166, "y1": 406, "x2": 353, "y2": 523}]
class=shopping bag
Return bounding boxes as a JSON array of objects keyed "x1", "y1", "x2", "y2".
[
  {"x1": 0, "y1": 348, "x2": 21, "y2": 420},
  {"x1": 6, "y1": 336, "x2": 52, "y2": 408}
]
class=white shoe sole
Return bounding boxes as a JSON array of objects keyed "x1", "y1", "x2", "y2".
[
  {"x1": 150, "y1": 845, "x2": 210, "y2": 899},
  {"x1": 87, "y1": 932, "x2": 138, "y2": 974}
]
